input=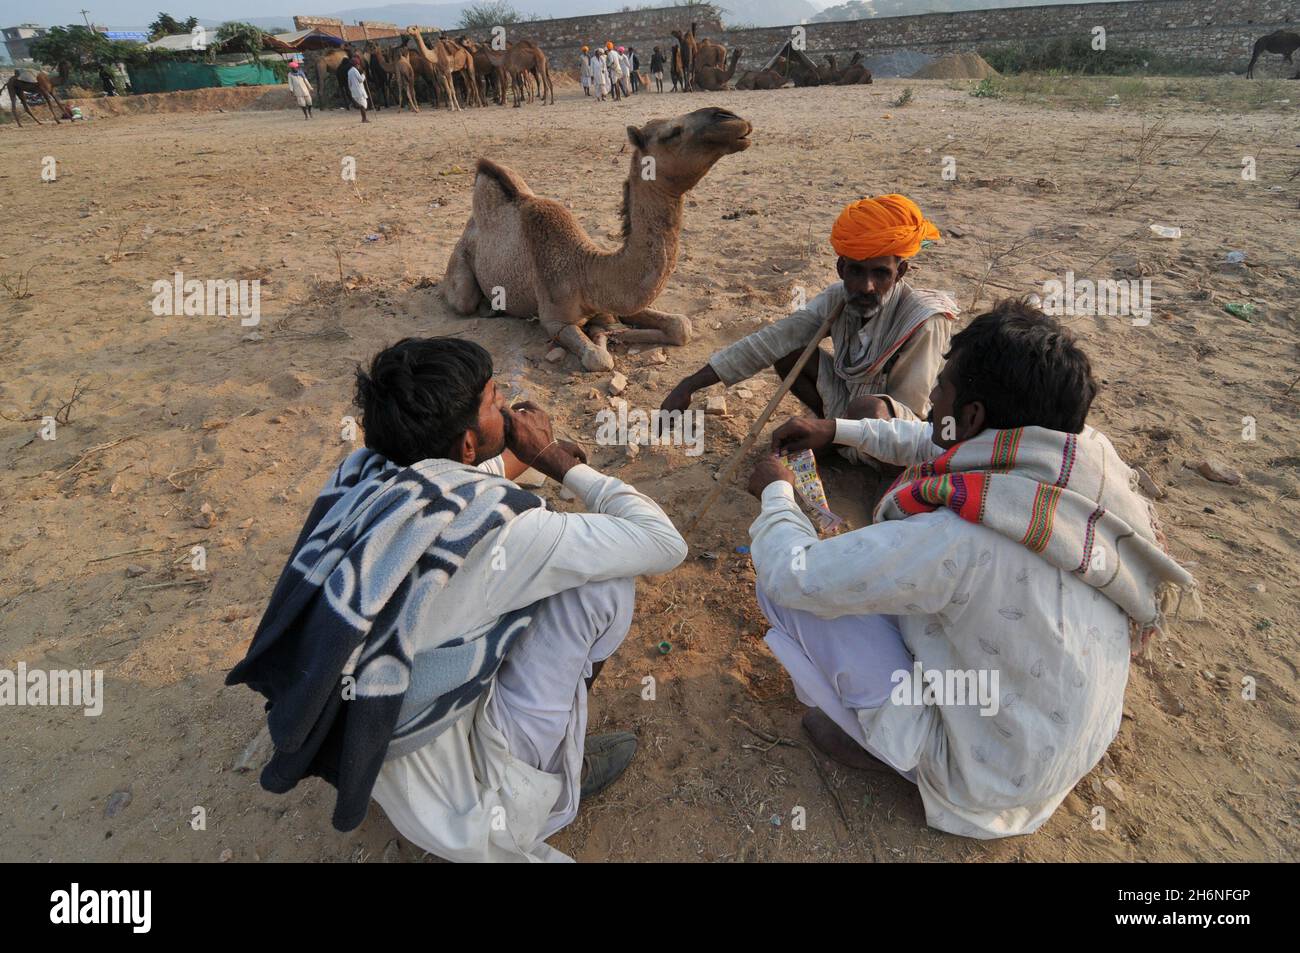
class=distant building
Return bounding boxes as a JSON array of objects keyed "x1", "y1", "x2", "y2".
[{"x1": 3, "y1": 23, "x2": 47, "y2": 63}]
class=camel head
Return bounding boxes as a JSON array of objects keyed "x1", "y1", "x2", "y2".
[{"x1": 626, "y1": 107, "x2": 751, "y2": 192}]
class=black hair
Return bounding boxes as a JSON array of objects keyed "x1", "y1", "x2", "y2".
[
  {"x1": 945, "y1": 298, "x2": 1097, "y2": 434},
  {"x1": 353, "y1": 337, "x2": 493, "y2": 465}
]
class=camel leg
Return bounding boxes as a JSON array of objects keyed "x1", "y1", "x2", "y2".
[
  {"x1": 442, "y1": 234, "x2": 484, "y2": 315},
  {"x1": 615, "y1": 308, "x2": 693, "y2": 346},
  {"x1": 45, "y1": 89, "x2": 64, "y2": 123},
  {"x1": 21, "y1": 93, "x2": 42, "y2": 125},
  {"x1": 541, "y1": 303, "x2": 613, "y2": 372}
]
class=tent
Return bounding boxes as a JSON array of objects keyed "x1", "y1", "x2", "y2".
[{"x1": 759, "y1": 38, "x2": 822, "y2": 76}]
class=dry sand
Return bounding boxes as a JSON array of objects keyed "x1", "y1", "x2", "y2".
[
  {"x1": 0, "y1": 79, "x2": 1296, "y2": 862},
  {"x1": 909, "y1": 52, "x2": 1000, "y2": 80}
]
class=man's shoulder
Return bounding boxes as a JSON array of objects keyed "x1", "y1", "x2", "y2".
[{"x1": 897, "y1": 281, "x2": 959, "y2": 319}]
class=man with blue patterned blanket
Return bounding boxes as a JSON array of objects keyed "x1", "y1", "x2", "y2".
[{"x1": 227, "y1": 337, "x2": 687, "y2": 862}]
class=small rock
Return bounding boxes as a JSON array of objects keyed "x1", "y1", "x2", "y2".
[
  {"x1": 735, "y1": 388, "x2": 753, "y2": 400},
  {"x1": 382, "y1": 839, "x2": 403, "y2": 863},
  {"x1": 1192, "y1": 460, "x2": 1242, "y2": 485},
  {"x1": 609, "y1": 397, "x2": 628, "y2": 415},
  {"x1": 625, "y1": 442, "x2": 639, "y2": 460},
  {"x1": 1102, "y1": 778, "x2": 1125, "y2": 802},
  {"x1": 607, "y1": 372, "x2": 628, "y2": 396},
  {"x1": 125, "y1": 564, "x2": 147, "y2": 578},
  {"x1": 104, "y1": 788, "x2": 132, "y2": 818},
  {"x1": 1246, "y1": 581, "x2": 1266, "y2": 594},
  {"x1": 242, "y1": 331, "x2": 264, "y2": 342},
  {"x1": 643, "y1": 348, "x2": 667, "y2": 365},
  {"x1": 193, "y1": 502, "x2": 216, "y2": 529},
  {"x1": 545, "y1": 347, "x2": 565, "y2": 364},
  {"x1": 219, "y1": 848, "x2": 233, "y2": 863},
  {"x1": 704, "y1": 395, "x2": 728, "y2": 416},
  {"x1": 1134, "y1": 466, "x2": 1164, "y2": 499}
]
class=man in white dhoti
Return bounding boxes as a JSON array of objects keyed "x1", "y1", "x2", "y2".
[
  {"x1": 592, "y1": 50, "x2": 610, "y2": 101},
  {"x1": 287, "y1": 59, "x2": 313, "y2": 120},
  {"x1": 580, "y1": 46, "x2": 592, "y2": 95},
  {"x1": 606, "y1": 42, "x2": 623, "y2": 101},
  {"x1": 346, "y1": 55, "x2": 370, "y2": 123},
  {"x1": 744, "y1": 301, "x2": 1197, "y2": 838},
  {"x1": 662, "y1": 194, "x2": 957, "y2": 468},
  {"x1": 227, "y1": 337, "x2": 687, "y2": 862}
]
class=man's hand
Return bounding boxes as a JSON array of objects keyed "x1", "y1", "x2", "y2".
[
  {"x1": 506, "y1": 402, "x2": 585, "y2": 484},
  {"x1": 747, "y1": 455, "x2": 795, "y2": 500},
  {"x1": 505, "y1": 401, "x2": 555, "y2": 464},
  {"x1": 660, "y1": 365, "x2": 722, "y2": 416},
  {"x1": 771, "y1": 416, "x2": 836, "y2": 454}
]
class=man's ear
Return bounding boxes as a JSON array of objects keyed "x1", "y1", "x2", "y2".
[
  {"x1": 960, "y1": 400, "x2": 986, "y2": 440},
  {"x1": 626, "y1": 124, "x2": 647, "y2": 151},
  {"x1": 895, "y1": 258, "x2": 909, "y2": 281},
  {"x1": 455, "y1": 429, "x2": 477, "y2": 465},
  {"x1": 834, "y1": 256, "x2": 847, "y2": 280}
]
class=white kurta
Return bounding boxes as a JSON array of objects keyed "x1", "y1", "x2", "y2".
[
  {"x1": 749, "y1": 417, "x2": 1132, "y2": 839},
  {"x1": 347, "y1": 65, "x2": 368, "y2": 108},
  {"x1": 287, "y1": 71, "x2": 312, "y2": 106},
  {"x1": 370, "y1": 459, "x2": 687, "y2": 861}
]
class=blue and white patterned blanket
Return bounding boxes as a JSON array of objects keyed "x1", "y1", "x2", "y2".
[{"x1": 226, "y1": 448, "x2": 542, "y2": 832}]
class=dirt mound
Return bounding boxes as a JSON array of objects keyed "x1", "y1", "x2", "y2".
[
  {"x1": 909, "y1": 52, "x2": 1000, "y2": 80},
  {"x1": 76, "y1": 85, "x2": 295, "y2": 118}
]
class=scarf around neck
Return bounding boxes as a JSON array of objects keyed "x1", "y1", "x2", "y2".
[{"x1": 875, "y1": 424, "x2": 1199, "y2": 653}]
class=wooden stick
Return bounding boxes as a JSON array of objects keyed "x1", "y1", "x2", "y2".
[{"x1": 681, "y1": 304, "x2": 841, "y2": 537}]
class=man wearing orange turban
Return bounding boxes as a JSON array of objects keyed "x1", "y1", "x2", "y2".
[{"x1": 662, "y1": 194, "x2": 958, "y2": 466}]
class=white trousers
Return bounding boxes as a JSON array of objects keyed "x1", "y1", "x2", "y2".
[
  {"x1": 371, "y1": 577, "x2": 634, "y2": 862},
  {"x1": 758, "y1": 583, "x2": 918, "y2": 780}
]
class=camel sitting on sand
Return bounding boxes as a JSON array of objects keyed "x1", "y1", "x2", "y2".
[
  {"x1": 6, "y1": 70, "x2": 71, "y2": 126},
  {"x1": 442, "y1": 107, "x2": 753, "y2": 371},
  {"x1": 836, "y1": 53, "x2": 873, "y2": 85},
  {"x1": 695, "y1": 48, "x2": 742, "y2": 92},
  {"x1": 1246, "y1": 30, "x2": 1300, "y2": 78},
  {"x1": 735, "y1": 67, "x2": 787, "y2": 91}
]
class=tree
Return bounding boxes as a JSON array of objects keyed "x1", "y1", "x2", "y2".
[
  {"x1": 148, "y1": 13, "x2": 199, "y2": 41},
  {"x1": 215, "y1": 21, "x2": 266, "y2": 58},
  {"x1": 29, "y1": 25, "x2": 111, "y2": 70},
  {"x1": 458, "y1": 1, "x2": 522, "y2": 31}
]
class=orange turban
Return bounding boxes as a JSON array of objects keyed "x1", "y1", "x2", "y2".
[{"x1": 830, "y1": 194, "x2": 940, "y2": 261}]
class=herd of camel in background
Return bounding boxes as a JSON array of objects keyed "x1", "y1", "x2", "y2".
[
  {"x1": 5, "y1": 26, "x2": 1300, "y2": 126},
  {"x1": 316, "y1": 27, "x2": 555, "y2": 112},
  {"x1": 317, "y1": 21, "x2": 873, "y2": 112}
]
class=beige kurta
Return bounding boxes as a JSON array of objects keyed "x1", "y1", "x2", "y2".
[{"x1": 708, "y1": 280, "x2": 957, "y2": 423}]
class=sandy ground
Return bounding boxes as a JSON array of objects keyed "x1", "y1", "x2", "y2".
[{"x1": 1, "y1": 77, "x2": 1297, "y2": 863}]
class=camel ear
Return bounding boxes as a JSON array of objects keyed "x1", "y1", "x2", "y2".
[{"x1": 626, "y1": 125, "x2": 648, "y2": 151}]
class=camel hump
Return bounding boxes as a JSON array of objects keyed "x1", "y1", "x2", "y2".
[{"x1": 475, "y1": 158, "x2": 533, "y2": 202}]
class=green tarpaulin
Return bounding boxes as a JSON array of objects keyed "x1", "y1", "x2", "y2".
[{"x1": 126, "y1": 61, "x2": 281, "y2": 94}]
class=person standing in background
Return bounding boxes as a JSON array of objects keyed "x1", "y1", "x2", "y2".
[
  {"x1": 650, "y1": 46, "x2": 665, "y2": 93},
  {"x1": 287, "y1": 59, "x2": 313, "y2": 119}
]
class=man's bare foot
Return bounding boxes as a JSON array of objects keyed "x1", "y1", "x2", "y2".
[{"x1": 801, "y1": 708, "x2": 893, "y2": 773}]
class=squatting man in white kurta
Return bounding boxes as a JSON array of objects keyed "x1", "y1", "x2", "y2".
[
  {"x1": 744, "y1": 300, "x2": 1196, "y2": 838},
  {"x1": 227, "y1": 337, "x2": 686, "y2": 862}
]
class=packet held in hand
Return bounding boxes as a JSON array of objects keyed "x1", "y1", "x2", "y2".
[{"x1": 777, "y1": 449, "x2": 846, "y2": 536}]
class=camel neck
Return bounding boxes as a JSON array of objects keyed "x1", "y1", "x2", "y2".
[{"x1": 588, "y1": 163, "x2": 684, "y2": 312}]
